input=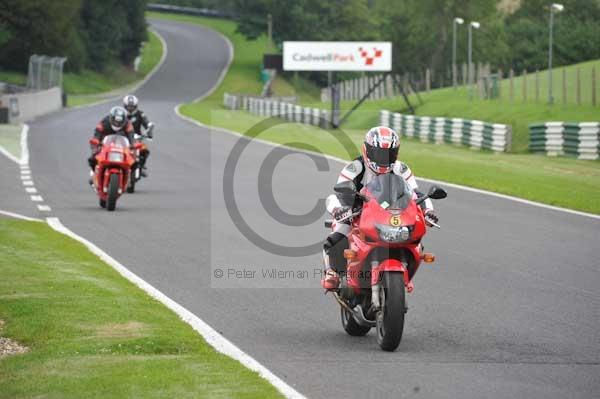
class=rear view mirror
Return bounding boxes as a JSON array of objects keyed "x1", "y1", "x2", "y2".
[
  {"x1": 427, "y1": 186, "x2": 447, "y2": 200},
  {"x1": 334, "y1": 181, "x2": 357, "y2": 195},
  {"x1": 89, "y1": 138, "x2": 100, "y2": 146}
]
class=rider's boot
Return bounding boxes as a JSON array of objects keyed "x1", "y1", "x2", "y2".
[{"x1": 321, "y1": 232, "x2": 348, "y2": 290}]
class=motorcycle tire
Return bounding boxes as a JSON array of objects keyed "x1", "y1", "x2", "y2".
[
  {"x1": 99, "y1": 198, "x2": 106, "y2": 208},
  {"x1": 376, "y1": 271, "x2": 405, "y2": 351},
  {"x1": 106, "y1": 174, "x2": 119, "y2": 211},
  {"x1": 127, "y1": 169, "x2": 136, "y2": 193},
  {"x1": 341, "y1": 307, "x2": 371, "y2": 336}
]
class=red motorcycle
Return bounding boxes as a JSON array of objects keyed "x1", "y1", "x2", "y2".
[
  {"x1": 89, "y1": 134, "x2": 140, "y2": 211},
  {"x1": 325, "y1": 173, "x2": 447, "y2": 351},
  {"x1": 126, "y1": 133, "x2": 149, "y2": 193}
]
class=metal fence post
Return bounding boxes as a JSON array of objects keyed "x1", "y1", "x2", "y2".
[
  {"x1": 522, "y1": 69, "x2": 527, "y2": 102},
  {"x1": 562, "y1": 68, "x2": 567, "y2": 104},
  {"x1": 592, "y1": 67, "x2": 597, "y2": 106},
  {"x1": 509, "y1": 69, "x2": 514, "y2": 103},
  {"x1": 535, "y1": 69, "x2": 540, "y2": 103},
  {"x1": 576, "y1": 68, "x2": 581, "y2": 105}
]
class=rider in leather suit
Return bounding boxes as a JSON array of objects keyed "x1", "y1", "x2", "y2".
[{"x1": 321, "y1": 126, "x2": 438, "y2": 290}]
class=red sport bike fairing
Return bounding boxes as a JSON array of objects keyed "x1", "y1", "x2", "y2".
[
  {"x1": 324, "y1": 173, "x2": 447, "y2": 351},
  {"x1": 89, "y1": 134, "x2": 140, "y2": 211}
]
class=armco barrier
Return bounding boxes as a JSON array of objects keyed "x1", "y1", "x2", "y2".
[
  {"x1": 224, "y1": 93, "x2": 330, "y2": 128},
  {"x1": 147, "y1": 3, "x2": 233, "y2": 18},
  {"x1": 380, "y1": 110, "x2": 511, "y2": 152},
  {"x1": 0, "y1": 87, "x2": 62, "y2": 124},
  {"x1": 223, "y1": 93, "x2": 297, "y2": 110},
  {"x1": 529, "y1": 122, "x2": 599, "y2": 160}
]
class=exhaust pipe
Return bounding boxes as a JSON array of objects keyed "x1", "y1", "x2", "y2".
[{"x1": 351, "y1": 304, "x2": 376, "y2": 328}]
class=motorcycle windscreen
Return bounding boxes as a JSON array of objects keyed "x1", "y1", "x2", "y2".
[
  {"x1": 364, "y1": 173, "x2": 413, "y2": 210},
  {"x1": 102, "y1": 134, "x2": 130, "y2": 148}
]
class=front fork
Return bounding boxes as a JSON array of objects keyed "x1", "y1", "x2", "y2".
[
  {"x1": 371, "y1": 261, "x2": 382, "y2": 310},
  {"x1": 370, "y1": 258, "x2": 413, "y2": 312}
]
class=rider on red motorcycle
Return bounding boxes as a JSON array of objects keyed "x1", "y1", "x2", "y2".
[
  {"x1": 321, "y1": 126, "x2": 438, "y2": 290},
  {"x1": 123, "y1": 94, "x2": 154, "y2": 176},
  {"x1": 88, "y1": 106, "x2": 134, "y2": 182}
]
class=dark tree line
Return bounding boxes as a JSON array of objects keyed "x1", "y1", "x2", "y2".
[
  {"x1": 231, "y1": 0, "x2": 600, "y2": 82},
  {"x1": 0, "y1": 0, "x2": 148, "y2": 73}
]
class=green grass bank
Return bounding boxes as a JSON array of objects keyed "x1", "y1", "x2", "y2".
[{"x1": 0, "y1": 218, "x2": 282, "y2": 398}]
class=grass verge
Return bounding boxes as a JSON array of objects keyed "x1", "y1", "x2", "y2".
[
  {"x1": 0, "y1": 124, "x2": 22, "y2": 160},
  {"x1": 150, "y1": 11, "x2": 600, "y2": 214},
  {"x1": 0, "y1": 218, "x2": 282, "y2": 399}
]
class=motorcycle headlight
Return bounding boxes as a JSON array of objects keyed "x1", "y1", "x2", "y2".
[
  {"x1": 108, "y1": 151, "x2": 124, "y2": 162},
  {"x1": 375, "y1": 224, "x2": 411, "y2": 243}
]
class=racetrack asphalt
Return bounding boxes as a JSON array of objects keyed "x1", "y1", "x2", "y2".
[{"x1": 1, "y1": 17, "x2": 599, "y2": 399}]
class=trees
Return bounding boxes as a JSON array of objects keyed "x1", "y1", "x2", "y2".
[
  {"x1": 231, "y1": 0, "x2": 599, "y2": 86},
  {"x1": 0, "y1": 0, "x2": 147, "y2": 73},
  {"x1": 506, "y1": 0, "x2": 600, "y2": 71},
  {"x1": 0, "y1": 0, "x2": 85, "y2": 71}
]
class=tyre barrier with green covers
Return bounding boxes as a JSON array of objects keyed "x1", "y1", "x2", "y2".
[
  {"x1": 529, "y1": 122, "x2": 599, "y2": 160},
  {"x1": 380, "y1": 110, "x2": 512, "y2": 152}
]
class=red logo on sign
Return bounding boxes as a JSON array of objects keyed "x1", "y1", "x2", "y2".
[{"x1": 358, "y1": 47, "x2": 383, "y2": 65}]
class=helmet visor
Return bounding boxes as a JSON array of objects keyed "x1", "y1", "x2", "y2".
[{"x1": 365, "y1": 143, "x2": 398, "y2": 167}]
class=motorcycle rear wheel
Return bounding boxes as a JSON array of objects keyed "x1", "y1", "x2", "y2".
[
  {"x1": 341, "y1": 307, "x2": 371, "y2": 336},
  {"x1": 106, "y1": 174, "x2": 119, "y2": 211},
  {"x1": 127, "y1": 169, "x2": 136, "y2": 193},
  {"x1": 376, "y1": 271, "x2": 405, "y2": 351},
  {"x1": 99, "y1": 198, "x2": 106, "y2": 208}
]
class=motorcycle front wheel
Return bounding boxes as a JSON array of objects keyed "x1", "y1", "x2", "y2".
[
  {"x1": 376, "y1": 271, "x2": 405, "y2": 351},
  {"x1": 106, "y1": 173, "x2": 119, "y2": 211}
]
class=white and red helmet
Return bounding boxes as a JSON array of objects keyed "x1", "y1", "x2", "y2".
[{"x1": 361, "y1": 126, "x2": 400, "y2": 174}]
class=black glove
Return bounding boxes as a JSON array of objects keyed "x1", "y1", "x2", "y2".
[
  {"x1": 332, "y1": 206, "x2": 352, "y2": 223},
  {"x1": 424, "y1": 210, "x2": 439, "y2": 226}
]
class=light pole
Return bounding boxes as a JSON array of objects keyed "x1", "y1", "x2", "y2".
[
  {"x1": 548, "y1": 3, "x2": 564, "y2": 104},
  {"x1": 453, "y1": 17, "x2": 464, "y2": 89},
  {"x1": 468, "y1": 21, "x2": 480, "y2": 99}
]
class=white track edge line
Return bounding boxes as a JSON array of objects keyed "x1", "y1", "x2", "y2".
[
  {"x1": 0, "y1": 146, "x2": 20, "y2": 164},
  {"x1": 67, "y1": 28, "x2": 168, "y2": 111},
  {"x1": 0, "y1": 124, "x2": 28, "y2": 165},
  {"x1": 20, "y1": 124, "x2": 29, "y2": 165},
  {"x1": 176, "y1": 104, "x2": 600, "y2": 221},
  {"x1": 46, "y1": 217, "x2": 305, "y2": 399},
  {"x1": 0, "y1": 209, "x2": 42, "y2": 222}
]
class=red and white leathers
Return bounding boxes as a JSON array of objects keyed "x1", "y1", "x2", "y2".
[{"x1": 326, "y1": 158, "x2": 434, "y2": 237}]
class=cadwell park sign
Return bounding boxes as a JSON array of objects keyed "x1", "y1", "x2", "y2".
[{"x1": 283, "y1": 41, "x2": 392, "y2": 71}]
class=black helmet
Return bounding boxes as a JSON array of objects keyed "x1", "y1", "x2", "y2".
[
  {"x1": 109, "y1": 106, "x2": 127, "y2": 131},
  {"x1": 123, "y1": 94, "x2": 138, "y2": 114}
]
